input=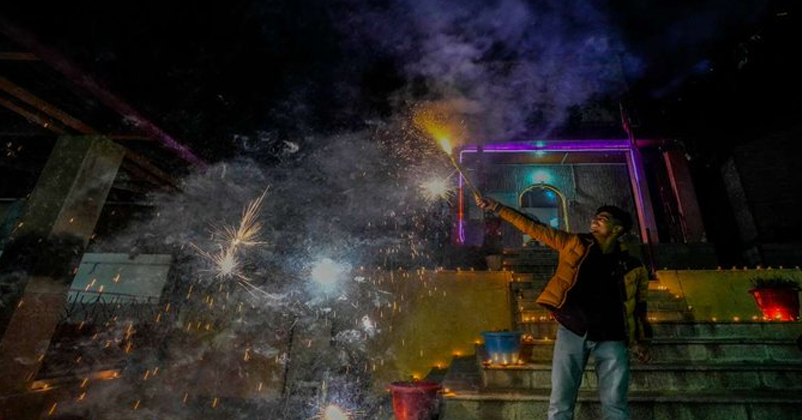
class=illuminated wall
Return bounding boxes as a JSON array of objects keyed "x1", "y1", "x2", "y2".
[
  {"x1": 368, "y1": 270, "x2": 513, "y2": 389},
  {"x1": 656, "y1": 268, "x2": 802, "y2": 321}
]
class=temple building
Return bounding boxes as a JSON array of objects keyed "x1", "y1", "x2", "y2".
[{"x1": 1, "y1": 5, "x2": 801, "y2": 420}]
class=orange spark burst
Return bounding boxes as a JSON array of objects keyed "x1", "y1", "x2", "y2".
[
  {"x1": 213, "y1": 188, "x2": 269, "y2": 249},
  {"x1": 412, "y1": 103, "x2": 467, "y2": 154}
]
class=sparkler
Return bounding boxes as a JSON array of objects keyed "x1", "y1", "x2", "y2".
[
  {"x1": 436, "y1": 136, "x2": 482, "y2": 199},
  {"x1": 412, "y1": 104, "x2": 482, "y2": 199}
]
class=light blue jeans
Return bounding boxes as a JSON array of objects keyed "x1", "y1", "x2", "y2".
[{"x1": 548, "y1": 325, "x2": 630, "y2": 420}]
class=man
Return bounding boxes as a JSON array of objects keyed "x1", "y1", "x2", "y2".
[{"x1": 476, "y1": 196, "x2": 652, "y2": 420}]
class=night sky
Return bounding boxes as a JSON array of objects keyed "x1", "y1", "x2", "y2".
[{"x1": 1, "y1": 0, "x2": 797, "y2": 163}]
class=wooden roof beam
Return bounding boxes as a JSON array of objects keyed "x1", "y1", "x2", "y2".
[
  {"x1": 0, "y1": 74, "x2": 97, "y2": 134},
  {"x1": 0, "y1": 52, "x2": 39, "y2": 61},
  {"x1": 0, "y1": 76, "x2": 178, "y2": 190},
  {"x1": 0, "y1": 16, "x2": 206, "y2": 168},
  {"x1": 0, "y1": 94, "x2": 65, "y2": 135}
]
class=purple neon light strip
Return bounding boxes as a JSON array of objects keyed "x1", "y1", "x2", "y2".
[
  {"x1": 460, "y1": 140, "x2": 631, "y2": 153},
  {"x1": 458, "y1": 153, "x2": 466, "y2": 243}
]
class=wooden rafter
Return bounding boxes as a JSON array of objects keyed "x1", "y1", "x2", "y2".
[
  {"x1": 0, "y1": 74, "x2": 98, "y2": 134},
  {"x1": 0, "y1": 73, "x2": 179, "y2": 190},
  {"x1": 0, "y1": 52, "x2": 39, "y2": 61},
  {"x1": 0, "y1": 15, "x2": 205, "y2": 167},
  {"x1": 0, "y1": 94, "x2": 66, "y2": 134}
]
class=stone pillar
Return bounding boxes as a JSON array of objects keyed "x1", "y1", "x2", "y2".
[
  {"x1": 0, "y1": 135, "x2": 124, "y2": 394},
  {"x1": 663, "y1": 150, "x2": 707, "y2": 242}
]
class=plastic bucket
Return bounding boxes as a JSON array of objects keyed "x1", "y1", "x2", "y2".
[{"x1": 482, "y1": 330, "x2": 523, "y2": 365}]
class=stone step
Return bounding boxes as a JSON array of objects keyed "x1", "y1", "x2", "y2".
[
  {"x1": 481, "y1": 362, "x2": 802, "y2": 392},
  {"x1": 441, "y1": 389, "x2": 802, "y2": 420},
  {"x1": 518, "y1": 321, "x2": 802, "y2": 340},
  {"x1": 517, "y1": 311, "x2": 694, "y2": 328},
  {"x1": 502, "y1": 262, "x2": 558, "y2": 269},
  {"x1": 523, "y1": 339, "x2": 802, "y2": 364},
  {"x1": 514, "y1": 297, "x2": 690, "y2": 312},
  {"x1": 512, "y1": 285, "x2": 686, "y2": 302},
  {"x1": 510, "y1": 273, "x2": 534, "y2": 282},
  {"x1": 503, "y1": 268, "x2": 556, "y2": 276},
  {"x1": 502, "y1": 248, "x2": 559, "y2": 256},
  {"x1": 514, "y1": 287, "x2": 685, "y2": 298}
]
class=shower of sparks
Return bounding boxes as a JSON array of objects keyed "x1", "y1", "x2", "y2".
[
  {"x1": 412, "y1": 103, "x2": 466, "y2": 153},
  {"x1": 191, "y1": 243, "x2": 245, "y2": 281},
  {"x1": 189, "y1": 188, "x2": 284, "y2": 300},
  {"x1": 215, "y1": 246, "x2": 239, "y2": 279},
  {"x1": 312, "y1": 404, "x2": 353, "y2": 420},
  {"x1": 213, "y1": 188, "x2": 269, "y2": 249},
  {"x1": 412, "y1": 103, "x2": 482, "y2": 198},
  {"x1": 420, "y1": 176, "x2": 452, "y2": 202}
]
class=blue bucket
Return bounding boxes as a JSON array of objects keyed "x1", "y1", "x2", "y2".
[{"x1": 481, "y1": 331, "x2": 523, "y2": 365}]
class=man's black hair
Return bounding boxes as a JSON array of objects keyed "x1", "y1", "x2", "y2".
[{"x1": 596, "y1": 205, "x2": 633, "y2": 234}]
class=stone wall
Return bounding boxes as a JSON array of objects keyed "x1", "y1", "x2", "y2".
[{"x1": 462, "y1": 163, "x2": 637, "y2": 247}]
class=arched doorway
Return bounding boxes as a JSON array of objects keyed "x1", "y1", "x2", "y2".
[{"x1": 519, "y1": 184, "x2": 570, "y2": 245}]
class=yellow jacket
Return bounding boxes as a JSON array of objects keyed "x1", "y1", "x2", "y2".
[{"x1": 498, "y1": 206, "x2": 652, "y2": 346}]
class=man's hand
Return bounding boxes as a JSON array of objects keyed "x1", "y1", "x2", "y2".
[
  {"x1": 475, "y1": 196, "x2": 500, "y2": 211},
  {"x1": 632, "y1": 343, "x2": 651, "y2": 363}
]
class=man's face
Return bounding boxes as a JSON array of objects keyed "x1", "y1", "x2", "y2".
[{"x1": 590, "y1": 211, "x2": 621, "y2": 238}]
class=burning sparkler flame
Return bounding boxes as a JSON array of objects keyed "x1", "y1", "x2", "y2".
[
  {"x1": 412, "y1": 102, "x2": 482, "y2": 198},
  {"x1": 421, "y1": 177, "x2": 451, "y2": 202},
  {"x1": 412, "y1": 103, "x2": 465, "y2": 155},
  {"x1": 437, "y1": 137, "x2": 453, "y2": 154}
]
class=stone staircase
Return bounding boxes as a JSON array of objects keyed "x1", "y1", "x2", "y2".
[{"x1": 436, "y1": 248, "x2": 802, "y2": 420}]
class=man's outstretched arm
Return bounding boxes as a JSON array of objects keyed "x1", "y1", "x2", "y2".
[{"x1": 476, "y1": 196, "x2": 573, "y2": 251}]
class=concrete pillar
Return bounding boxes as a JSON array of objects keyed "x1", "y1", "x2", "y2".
[
  {"x1": 663, "y1": 150, "x2": 707, "y2": 242},
  {"x1": 0, "y1": 135, "x2": 124, "y2": 394}
]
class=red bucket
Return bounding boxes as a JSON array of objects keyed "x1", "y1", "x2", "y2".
[{"x1": 388, "y1": 381, "x2": 441, "y2": 420}]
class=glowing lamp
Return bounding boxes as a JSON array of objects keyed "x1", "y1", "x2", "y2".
[{"x1": 532, "y1": 170, "x2": 551, "y2": 184}]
